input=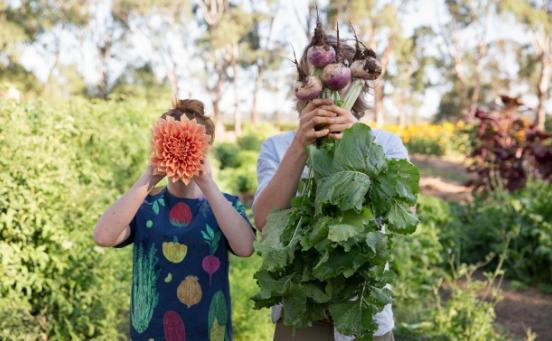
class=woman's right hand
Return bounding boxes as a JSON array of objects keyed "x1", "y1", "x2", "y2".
[
  {"x1": 293, "y1": 98, "x2": 338, "y2": 148},
  {"x1": 142, "y1": 165, "x2": 165, "y2": 191}
]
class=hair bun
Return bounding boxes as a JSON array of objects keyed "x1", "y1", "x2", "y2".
[{"x1": 174, "y1": 99, "x2": 205, "y2": 118}]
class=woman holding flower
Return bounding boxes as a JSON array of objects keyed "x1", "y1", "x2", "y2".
[{"x1": 94, "y1": 99, "x2": 255, "y2": 340}]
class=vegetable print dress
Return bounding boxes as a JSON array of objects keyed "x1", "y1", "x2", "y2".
[{"x1": 116, "y1": 187, "x2": 251, "y2": 341}]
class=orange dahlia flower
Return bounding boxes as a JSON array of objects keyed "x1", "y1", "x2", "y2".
[{"x1": 150, "y1": 116, "x2": 210, "y2": 184}]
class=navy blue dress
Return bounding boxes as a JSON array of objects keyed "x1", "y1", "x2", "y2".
[{"x1": 116, "y1": 187, "x2": 251, "y2": 341}]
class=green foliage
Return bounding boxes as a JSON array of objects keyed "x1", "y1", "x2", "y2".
[
  {"x1": 444, "y1": 181, "x2": 552, "y2": 286},
  {"x1": 253, "y1": 124, "x2": 420, "y2": 338},
  {"x1": 214, "y1": 143, "x2": 241, "y2": 169},
  {"x1": 229, "y1": 255, "x2": 274, "y2": 341},
  {"x1": 0, "y1": 98, "x2": 157, "y2": 338},
  {"x1": 394, "y1": 196, "x2": 508, "y2": 341},
  {"x1": 237, "y1": 133, "x2": 262, "y2": 151}
]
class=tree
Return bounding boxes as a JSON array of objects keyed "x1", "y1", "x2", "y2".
[
  {"x1": 0, "y1": 1, "x2": 88, "y2": 94},
  {"x1": 196, "y1": 2, "x2": 253, "y2": 132},
  {"x1": 437, "y1": 0, "x2": 495, "y2": 122},
  {"x1": 499, "y1": 0, "x2": 551, "y2": 130},
  {"x1": 111, "y1": 0, "x2": 192, "y2": 98},
  {"x1": 328, "y1": 0, "x2": 407, "y2": 126},
  {"x1": 242, "y1": 0, "x2": 285, "y2": 125},
  {"x1": 390, "y1": 26, "x2": 434, "y2": 126}
]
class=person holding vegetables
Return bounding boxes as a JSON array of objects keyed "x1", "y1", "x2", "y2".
[
  {"x1": 94, "y1": 99, "x2": 255, "y2": 340},
  {"x1": 252, "y1": 33, "x2": 408, "y2": 341}
]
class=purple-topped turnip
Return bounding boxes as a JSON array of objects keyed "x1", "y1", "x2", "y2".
[
  {"x1": 321, "y1": 23, "x2": 351, "y2": 91},
  {"x1": 307, "y1": 11, "x2": 336, "y2": 68},
  {"x1": 292, "y1": 50, "x2": 323, "y2": 100}
]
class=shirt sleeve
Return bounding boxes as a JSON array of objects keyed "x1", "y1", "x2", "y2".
[
  {"x1": 252, "y1": 138, "x2": 279, "y2": 212},
  {"x1": 113, "y1": 215, "x2": 136, "y2": 248},
  {"x1": 383, "y1": 133, "x2": 409, "y2": 161}
]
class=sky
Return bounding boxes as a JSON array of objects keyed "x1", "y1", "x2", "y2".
[{"x1": 17, "y1": 0, "x2": 547, "y2": 123}]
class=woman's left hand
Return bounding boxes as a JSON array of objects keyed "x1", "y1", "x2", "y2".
[
  {"x1": 319, "y1": 105, "x2": 358, "y2": 139},
  {"x1": 194, "y1": 157, "x2": 214, "y2": 188}
]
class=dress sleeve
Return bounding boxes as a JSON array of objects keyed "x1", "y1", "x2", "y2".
[{"x1": 113, "y1": 215, "x2": 137, "y2": 248}]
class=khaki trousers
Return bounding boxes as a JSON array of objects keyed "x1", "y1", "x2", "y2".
[{"x1": 273, "y1": 320, "x2": 395, "y2": 341}]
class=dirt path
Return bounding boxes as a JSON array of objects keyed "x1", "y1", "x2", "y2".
[{"x1": 411, "y1": 154, "x2": 552, "y2": 340}]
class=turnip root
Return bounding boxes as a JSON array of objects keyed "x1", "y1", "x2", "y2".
[
  {"x1": 307, "y1": 11, "x2": 336, "y2": 68},
  {"x1": 321, "y1": 23, "x2": 351, "y2": 91}
]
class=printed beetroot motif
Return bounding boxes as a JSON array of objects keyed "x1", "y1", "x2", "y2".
[
  {"x1": 202, "y1": 256, "x2": 221, "y2": 287},
  {"x1": 163, "y1": 310, "x2": 186, "y2": 341},
  {"x1": 201, "y1": 225, "x2": 221, "y2": 286},
  {"x1": 169, "y1": 202, "x2": 192, "y2": 227}
]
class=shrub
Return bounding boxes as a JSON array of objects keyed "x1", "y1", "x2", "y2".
[
  {"x1": 214, "y1": 142, "x2": 241, "y2": 169},
  {"x1": 446, "y1": 181, "x2": 552, "y2": 286},
  {"x1": 237, "y1": 133, "x2": 262, "y2": 151},
  {"x1": 467, "y1": 108, "x2": 552, "y2": 192},
  {"x1": 0, "y1": 98, "x2": 156, "y2": 338}
]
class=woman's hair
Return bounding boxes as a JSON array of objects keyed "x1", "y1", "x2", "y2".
[
  {"x1": 296, "y1": 34, "x2": 378, "y2": 119},
  {"x1": 161, "y1": 98, "x2": 215, "y2": 144}
]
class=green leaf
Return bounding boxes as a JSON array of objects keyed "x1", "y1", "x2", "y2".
[
  {"x1": 308, "y1": 145, "x2": 334, "y2": 178},
  {"x1": 329, "y1": 300, "x2": 377, "y2": 337},
  {"x1": 334, "y1": 123, "x2": 386, "y2": 176},
  {"x1": 385, "y1": 159, "x2": 420, "y2": 202},
  {"x1": 158, "y1": 198, "x2": 166, "y2": 207},
  {"x1": 316, "y1": 171, "x2": 371, "y2": 213},
  {"x1": 255, "y1": 209, "x2": 293, "y2": 271},
  {"x1": 365, "y1": 231, "x2": 387, "y2": 255},
  {"x1": 328, "y1": 224, "x2": 360, "y2": 243},
  {"x1": 313, "y1": 249, "x2": 369, "y2": 280},
  {"x1": 385, "y1": 202, "x2": 419, "y2": 234},
  {"x1": 281, "y1": 284, "x2": 308, "y2": 327},
  {"x1": 152, "y1": 201, "x2": 159, "y2": 215}
]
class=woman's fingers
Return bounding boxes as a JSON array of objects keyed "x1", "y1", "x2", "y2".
[
  {"x1": 327, "y1": 122, "x2": 354, "y2": 133},
  {"x1": 307, "y1": 128, "x2": 330, "y2": 139},
  {"x1": 303, "y1": 98, "x2": 333, "y2": 113},
  {"x1": 329, "y1": 132, "x2": 344, "y2": 140}
]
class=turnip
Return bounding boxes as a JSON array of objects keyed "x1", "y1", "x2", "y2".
[
  {"x1": 350, "y1": 25, "x2": 382, "y2": 81},
  {"x1": 292, "y1": 49, "x2": 323, "y2": 100},
  {"x1": 321, "y1": 23, "x2": 352, "y2": 91},
  {"x1": 306, "y1": 10, "x2": 336, "y2": 68}
]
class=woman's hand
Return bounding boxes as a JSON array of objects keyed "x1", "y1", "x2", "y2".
[
  {"x1": 293, "y1": 98, "x2": 339, "y2": 148},
  {"x1": 142, "y1": 165, "x2": 165, "y2": 192},
  {"x1": 318, "y1": 104, "x2": 358, "y2": 139},
  {"x1": 194, "y1": 157, "x2": 215, "y2": 189}
]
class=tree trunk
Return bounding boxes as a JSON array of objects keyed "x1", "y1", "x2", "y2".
[
  {"x1": 232, "y1": 49, "x2": 241, "y2": 136},
  {"x1": 373, "y1": 80, "x2": 384, "y2": 126},
  {"x1": 97, "y1": 34, "x2": 111, "y2": 100},
  {"x1": 250, "y1": 64, "x2": 264, "y2": 125},
  {"x1": 535, "y1": 51, "x2": 550, "y2": 130}
]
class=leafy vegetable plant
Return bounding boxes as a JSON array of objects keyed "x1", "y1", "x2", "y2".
[{"x1": 253, "y1": 124, "x2": 420, "y2": 339}]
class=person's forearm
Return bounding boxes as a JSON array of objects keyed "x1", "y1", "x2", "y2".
[
  {"x1": 93, "y1": 172, "x2": 155, "y2": 247},
  {"x1": 253, "y1": 140, "x2": 308, "y2": 230},
  {"x1": 200, "y1": 180, "x2": 255, "y2": 257}
]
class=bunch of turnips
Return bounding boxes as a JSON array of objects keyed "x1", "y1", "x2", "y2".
[{"x1": 293, "y1": 14, "x2": 382, "y2": 108}]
